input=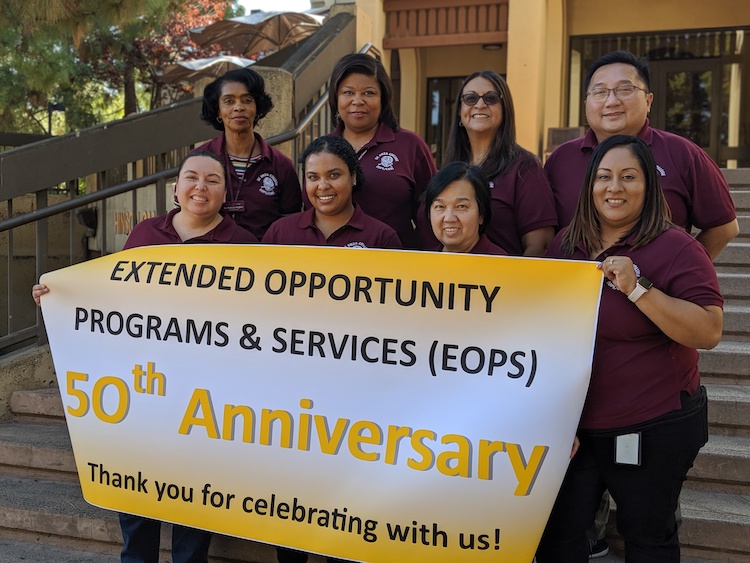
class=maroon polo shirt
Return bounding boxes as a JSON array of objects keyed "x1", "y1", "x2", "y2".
[
  {"x1": 262, "y1": 205, "x2": 402, "y2": 249},
  {"x1": 468, "y1": 234, "x2": 508, "y2": 255},
  {"x1": 547, "y1": 227, "x2": 723, "y2": 430},
  {"x1": 123, "y1": 208, "x2": 258, "y2": 249},
  {"x1": 306, "y1": 122, "x2": 436, "y2": 249},
  {"x1": 195, "y1": 133, "x2": 302, "y2": 239},
  {"x1": 545, "y1": 120, "x2": 737, "y2": 232},
  {"x1": 416, "y1": 150, "x2": 557, "y2": 255}
]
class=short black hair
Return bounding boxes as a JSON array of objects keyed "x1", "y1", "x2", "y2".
[
  {"x1": 200, "y1": 68, "x2": 274, "y2": 131},
  {"x1": 584, "y1": 51, "x2": 651, "y2": 92},
  {"x1": 424, "y1": 161, "x2": 491, "y2": 234},
  {"x1": 302, "y1": 135, "x2": 365, "y2": 192}
]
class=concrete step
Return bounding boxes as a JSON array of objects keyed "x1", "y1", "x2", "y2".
[
  {"x1": 715, "y1": 241, "x2": 750, "y2": 268},
  {"x1": 723, "y1": 303, "x2": 750, "y2": 336},
  {"x1": 0, "y1": 474, "x2": 325, "y2": 563},
  {"x1": 718, "y1": 272, "x2": 750, "y2": 299},
  {"x1": 9, "y1": 386, "x2": 65, "y2": 423},
  {"x1": 0, "y1": 421, "x2": 77, "y2": 480},
  {"x1": 688, "y1": 435, "x2": 750, "y2": 492},
  {"x1": 679, "y1": 488, "x2": 750, "y2": 560},
  {"x1": 604, "y1": 488, "x2": 750, "y2": 562},
  {"x1": 706, "y1": 384, "x2": 750, "y2": 436},
  {"x1": 699, "y1": 340, "x2": 750, "y2": 383},
  {"x1": 736, "y1": 214, "x2": 750, "y2": 237},
  {"x1": 727, "y1": 185, "x2": 750, "y2": 210},
  {"x1": 0, "y1": 536, "x2": 118, "y2": 562}
]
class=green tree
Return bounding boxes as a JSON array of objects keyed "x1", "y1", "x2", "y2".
[{"x1": 0, "y1": 0, "x2": 242, "y2": 134}]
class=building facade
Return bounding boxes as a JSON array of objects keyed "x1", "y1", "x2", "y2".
[{"x1": 318, "y1": 0, "x2": 750, "y2": 167}]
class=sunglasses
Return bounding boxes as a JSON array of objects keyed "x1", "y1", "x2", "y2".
[{"x1": 460, "y1": 92, "x2": 502, "y2": 106}]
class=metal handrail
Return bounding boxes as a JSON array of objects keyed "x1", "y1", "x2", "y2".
[{"x1": 0, "y1": 43, "x2": 381, "y2": 234}]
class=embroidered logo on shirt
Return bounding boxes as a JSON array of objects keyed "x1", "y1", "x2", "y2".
[
  {"x1": 345, "y1": 242, "x2": 368, "y2": 248},
  {"x1": 374, "y1": 152, "x2": 399, "y2": 171},
  {"x1": 258, "y1": 173, "x2": 278, "y2": 196},
  {"x1": 605, "y1": 262, "x2": 641, "y2": 292},
  {"x1": 656, "y1": 165, "x2": 666, "y2": 176}
]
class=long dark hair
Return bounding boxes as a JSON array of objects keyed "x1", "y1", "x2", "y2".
[
  {"x1": 302, "y1": 135, "x2": 365, "y2": 192},
  {"x1": 328, "y1": 53, "x2": 399, "y2": 131},
  {"x1": 424, "y1": 162, "x2": 491, "y2": 234},
  {"x1": 444, "y1": 70, "x2": 531, "y2": 179},
  {"x1": 200, "y1": 68, "x2": 273, "y2": 131},
  {"x1": 561, "y1": 135, "x2": 671, "y2": 256}
]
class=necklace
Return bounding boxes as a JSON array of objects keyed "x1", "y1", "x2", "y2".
[{"x1": 346, "y1": 131, "x2": 375, "y2": 153}]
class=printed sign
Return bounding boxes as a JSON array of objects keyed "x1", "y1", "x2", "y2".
[{"x1": 40, "y1": 245, "x2": 602, "y2": 562}]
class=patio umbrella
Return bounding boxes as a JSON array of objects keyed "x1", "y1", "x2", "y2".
[
  {"x1": 189, "y1": 11, "x2": 321, "y2": 57},
  {"x1": 159, "y1": 55, "x2": 255, "y2": 84}
]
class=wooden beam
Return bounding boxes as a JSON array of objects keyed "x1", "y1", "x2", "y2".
[{"x1": 384, "y1": 31, "x2": 507, "y2": 49}]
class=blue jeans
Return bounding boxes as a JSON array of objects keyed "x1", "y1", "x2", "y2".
[{"x1": 119, "y1": 513, "x2": 212, "y2": 563}]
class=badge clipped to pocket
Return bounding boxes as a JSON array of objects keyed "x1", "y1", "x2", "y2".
[{"x1": 615, "y1": 432, "x2": 641, "y2": 466}]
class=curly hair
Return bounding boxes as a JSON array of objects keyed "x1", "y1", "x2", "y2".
[{"x1": 200, "y1": 68, "x2": 273, "y2": 131}]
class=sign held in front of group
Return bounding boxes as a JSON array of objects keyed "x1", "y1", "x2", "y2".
[{"x1": 41, "y1": 245, "x2": 602, "y2": 562}]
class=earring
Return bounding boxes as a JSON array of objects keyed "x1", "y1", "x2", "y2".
[
  {"x1": 217, "y1": 116, "x2": 222, "y2": 123},
  {"x1": 459, "y1": 122, "x2": 464, "y2": 128}
]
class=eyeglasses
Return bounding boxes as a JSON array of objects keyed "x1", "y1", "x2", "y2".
[
  {"x1": 460, "y1": 92, "x2": 502, "y2": 106},
  {"x1": 586, "y1": 85, "x2": 647, "y2": 102}
]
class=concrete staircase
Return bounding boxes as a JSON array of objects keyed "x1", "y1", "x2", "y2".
[
  {"x1": 0, "y1": 385, "x2": 336, "y2": 562},
  {"x1": 676, "y1": 169, "x2": 750, "y2": 562},
  {"x1": 603, "y1": 169, "x2": 750, "y2": 562},
  {"x1": 0, "y1": 171, "x2": 748, "y2": 562}
]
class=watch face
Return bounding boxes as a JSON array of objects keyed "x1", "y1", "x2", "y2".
[{"x1": 639, "y1": 276, "x2": 653, "y2": 290}]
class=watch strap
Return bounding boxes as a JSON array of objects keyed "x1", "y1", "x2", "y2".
[{"x1": 627, "y1": 276, "x2": 652, "y2": 303}]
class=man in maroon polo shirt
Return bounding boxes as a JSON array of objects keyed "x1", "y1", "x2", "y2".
[{"x1": 545, "y1": 50, "x2": 738, "y2": 261}]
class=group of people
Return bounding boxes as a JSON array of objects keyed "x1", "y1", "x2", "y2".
[{"x1": 32, "y1": 49, "x2": 736, "y2": 563}]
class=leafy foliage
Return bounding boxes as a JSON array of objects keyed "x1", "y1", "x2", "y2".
[{"x1": 0, "y1": 0, "x2": 242, "y2": 134}]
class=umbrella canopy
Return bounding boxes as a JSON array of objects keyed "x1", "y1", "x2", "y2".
[
  {"x1": 189, "y1": 11, "x2": 321, "y2": 57},
  {"x1": 159, "y1": 55, "x2": 255, "y2": 84}
]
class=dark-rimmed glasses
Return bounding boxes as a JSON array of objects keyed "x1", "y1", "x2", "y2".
[{"x1": 460, "y1": 92, "x2": 502, "y2": 106}]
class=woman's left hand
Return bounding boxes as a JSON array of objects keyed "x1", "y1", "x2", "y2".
[{"x1": 598, "y1": 256, "x2": 638, "y2": 295}]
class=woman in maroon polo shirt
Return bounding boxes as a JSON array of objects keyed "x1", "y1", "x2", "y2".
[
  {"x1": 537, "y1": 135, "x2": 723, "y2": 563},
  {"x1": 423, "y1": 161, "x2": 507, "y2": 255},
  {"x1": 263, "y1": 135, "x2": 401, "y2": 250},
  {"x1": 32, "y1": 151, "x2": 256, "y2": 563},
  {"x1": 320, "y1": 53, "x2": 436, "y2": 249},
  {"x1": 420, "y1": 70, "x2": 557, "y2": 256},
  {"x1": 196, "y1": 68, "x2": 301, "y2": 240},
  {"x1": 266, "y1": 135, "x2": 398, "y2": 563}
]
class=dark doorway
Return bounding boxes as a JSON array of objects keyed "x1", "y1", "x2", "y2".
[
  {"x1": 649, "y1": 58, "x2": 723, "y2": 161},
  {"x1": 425, "y1": 77, "x2": 464, "y2": 166}
]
